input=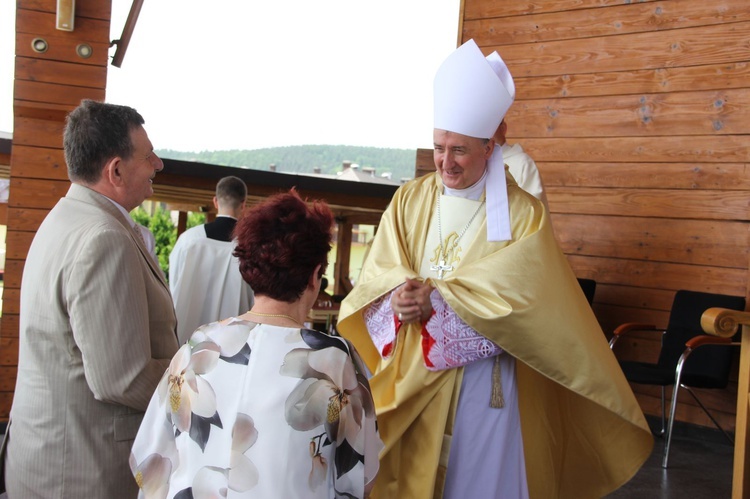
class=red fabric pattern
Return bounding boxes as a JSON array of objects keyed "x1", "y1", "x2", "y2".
[
  {"x1": 420, "y1": 310, "x2": 437, "y2": 368},
  {"x1": 381, "y1": 314, "x2": 403, "y2": 358}
]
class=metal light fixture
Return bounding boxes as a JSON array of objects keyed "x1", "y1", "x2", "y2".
[
  {"x1": 76, "y1": 43, "x2": 92, "y2": 58},
  {"x1": 31, "y1": 38, "x2": 48, "y2": 53}
]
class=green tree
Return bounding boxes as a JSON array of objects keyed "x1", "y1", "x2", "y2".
[
  {"x1": 157, "y1": 144, "x2": 416, "y2": 181},
  {"x1": 131, "y1": 206, "x2": 176, "y2": 277},
  {"x1": 187, "y1": 212, "x2": 206, "y2": 229},
  {"x1": 131, "y1": 208, "x2": 207, "y2": 279}
]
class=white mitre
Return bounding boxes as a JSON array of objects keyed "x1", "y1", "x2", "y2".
[{"x1": 433, "y1": 39, "x2": 515, "y2": 241}]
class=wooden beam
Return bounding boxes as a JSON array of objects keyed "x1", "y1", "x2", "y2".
[
  {"x1": 155, "y1": 158, "x2": 397, "y2": 220},
  {"x1": 334, "y1": 218, "x2": 354, "y2": 297},
  {"x1": 416, "y1": 148, "x2": 434, "y2": 178},
  {"x1": 111, "y1": 0, "x2": 145, "y2": 68},
  {"x1": 176, "y1": 211, "x2": 187, "y2": 237},
  {"x1": 701, "y1": 308, "x2": 750, "y2": 497}
]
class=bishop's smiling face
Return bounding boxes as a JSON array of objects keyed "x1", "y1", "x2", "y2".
[{"x1": 432, "y1": 129, "x2": 494, "y2": 190}]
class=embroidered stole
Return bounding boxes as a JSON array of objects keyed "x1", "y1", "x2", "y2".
[
  {"x1": 419, "y1": 194, "x2": 504, "y2": 408},
  {"x1": 419, "y1": 195, "x2": 483, "y2": 279}
]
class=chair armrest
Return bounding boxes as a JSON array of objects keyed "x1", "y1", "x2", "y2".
[
  {"x1": 609, "y1": 323, "x2": 658, "y2": 349},
  {"x1": 685, "y1": 334, "x2": 733, "y2": 349},
  {"x1": 612, "y1": 322, "x2": 658, "y2": 338}
]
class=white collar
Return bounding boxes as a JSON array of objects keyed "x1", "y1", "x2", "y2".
[
  {"x1": 103, "y1": 196, "x2": 138, "y2": 229},
  {"x1": 443, "y1": 168, "x2": 487, "y2": 201}
]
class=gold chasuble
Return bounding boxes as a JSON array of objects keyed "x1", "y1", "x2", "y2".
[{"x1": 337, "y1": 171, "x2": 653, "y2": 499}]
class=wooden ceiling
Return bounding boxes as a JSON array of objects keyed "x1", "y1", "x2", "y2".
[
  {"x1": 0, "y1": 135, "x2": 398, "y2": 225},
  {"x1": 154, "y1": 157, "x2": 398, "y2": 226}
]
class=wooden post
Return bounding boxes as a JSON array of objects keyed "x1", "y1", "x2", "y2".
[
  {"x1": 333, "y1": 217, "x2": 353, "y2": 297},
  {"x1": 735, "y1": 325, "x2": 750, "y2": 498},
  {"x1": 702, "y1": 308, "x2": 750, "y2": 498},
  {"x1": 176, "y1": 211, "x2": 187, "y2": 237},
  {"x1": 2, "y1": 0, "x2": 111, "y2": 419}
]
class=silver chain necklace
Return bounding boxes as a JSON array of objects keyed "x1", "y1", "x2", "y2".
[{"x1": 431, "y1": 196, "x2": 485, "y2": 279}]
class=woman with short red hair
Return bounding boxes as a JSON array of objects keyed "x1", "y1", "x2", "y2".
[{"x1": 131, "y1": 189, "x2": 381, "y2": 498}]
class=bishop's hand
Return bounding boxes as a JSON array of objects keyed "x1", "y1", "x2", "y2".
[{"x1": 392, "y1": 278, "x2": 434, "y2": 324}]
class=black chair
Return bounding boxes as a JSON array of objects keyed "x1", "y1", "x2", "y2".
[
  {"x1": 577, "y1": 278, "x2": 596, "y2": 305},
  {"x1": 609, "y1": 289, "x2": 746, "y2": 468}
]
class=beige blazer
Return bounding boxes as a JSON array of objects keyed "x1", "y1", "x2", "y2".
[{"x1": 4, "y1": 184, "x2": 179, "y2": 498}]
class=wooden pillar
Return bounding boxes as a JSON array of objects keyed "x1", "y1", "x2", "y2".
[
  {"x1": 736, "y1": 240, "x2": 750, "y2": 499},
  {"x1": 733, "y1": 323, "x2": 750, "y2": 498},
  {"x1": 333, "y1": 217, "x2": 353, "y2": 296},
  {"x1": 2, "y1": 0, "x2": 112, "y2": 418},
  {"x1": 731, "y1": 252, "x2": 750, "y2": 497},
  {"x1": 176, "y1": 210, "x2": 187, "y2": 237},
  {"x1": 701, "y1": 308, "x2": 750, "y2": 499}
]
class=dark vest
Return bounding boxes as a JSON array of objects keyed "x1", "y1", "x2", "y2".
[{"x1": 204, "y1": 216, "x2": 237, "y2": 242}]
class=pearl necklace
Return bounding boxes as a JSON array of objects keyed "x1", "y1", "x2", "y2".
[
  {"x1": 246, "y1": 310, "x2": 306, "y2": 329},
  {"x1": 431, "y1": 196, "x2": 485, "y2": 279}
]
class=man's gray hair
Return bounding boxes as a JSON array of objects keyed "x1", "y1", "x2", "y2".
[{"x1": 64, "y1": 99, "x2": 145, "y2": 184}]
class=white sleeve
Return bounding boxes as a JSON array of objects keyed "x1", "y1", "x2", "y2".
[
  {"x1": 363, "y1": 292, "x2": 398, "y2": 358},
  {"x1": 423, "y1": 288, "x2": 502, "y2": 371}
]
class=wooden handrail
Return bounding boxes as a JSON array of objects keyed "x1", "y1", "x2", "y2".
[
  {"x1": 111, "y1": 0, "x2": 145, "y2": 68},
  {"x1": 701, "y1": 306, "x2": 750, "y2": 499},
  {"x1": 701, "y1": 307, "x2": 750, "y2": 338}
]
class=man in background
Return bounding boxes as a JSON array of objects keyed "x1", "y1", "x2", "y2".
[
  {"x1": 4, "y1": 100, "x2": 179, "y2": 498},
  {"x1": 494, "y1": 118, "x2": 550, "y2": 212},
  {"x1": 169, "y1": 175, "x2": 254, "y2": 344}
]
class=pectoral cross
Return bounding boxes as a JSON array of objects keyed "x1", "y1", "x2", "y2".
[{"x1": 431, "y1": 259, "x2": 453, "y2": 279}]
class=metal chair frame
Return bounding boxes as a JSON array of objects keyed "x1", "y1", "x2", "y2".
[
  {"x1": 664, "y1": 342, "x2": 737, "y2": 467},
  {"x1": 609, "y1": 329, "x2": 737, "y2": 468}
]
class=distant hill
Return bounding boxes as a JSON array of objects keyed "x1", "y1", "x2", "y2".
[{"x1": 158, "y1": 145, "x2": 418, "y2": 181}]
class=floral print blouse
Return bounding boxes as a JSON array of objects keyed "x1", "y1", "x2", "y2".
[{"x1": 130, "y1": 318, "x2": 382, "y2": 498}]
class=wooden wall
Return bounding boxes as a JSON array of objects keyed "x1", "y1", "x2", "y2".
[
  {"x1": 461, "y1": 0, "x2": 750, "y2": 430},
  {"x1": 1, "y1": 0, "x2": 111, "y2": 418},
  {"x1": 0, "y1": 138, "x2": 10, "y2": 224}
]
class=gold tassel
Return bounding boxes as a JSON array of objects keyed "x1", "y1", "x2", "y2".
[{"x1": 490, "y1": 354, "x2": 505, "y2": 408}]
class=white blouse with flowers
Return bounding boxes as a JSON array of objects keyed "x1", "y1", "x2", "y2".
[{"x1": 130, "y1": 318, "x2": 382, "y2": 499}]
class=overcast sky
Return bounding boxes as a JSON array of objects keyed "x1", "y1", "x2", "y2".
[{"x1": 1, "y1": 1, "x2": 461, "y2": 152}]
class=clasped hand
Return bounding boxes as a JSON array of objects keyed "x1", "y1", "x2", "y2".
[{"x1": 391, "y1": 277, "x2": 433, "y2": 324}]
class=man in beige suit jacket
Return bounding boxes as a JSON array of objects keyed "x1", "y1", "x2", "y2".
[{"x1": 3, "y1": 100, "x2": 179, "y2": 498}]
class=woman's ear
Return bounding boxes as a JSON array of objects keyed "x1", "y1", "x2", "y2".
[{"x1": 309, "y1": 264, "x2": 323, "y2": 289}]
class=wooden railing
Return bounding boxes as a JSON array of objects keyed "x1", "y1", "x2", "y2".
[{"x1": 702, "y1": 307, "x2": 750, "y2": 499}]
